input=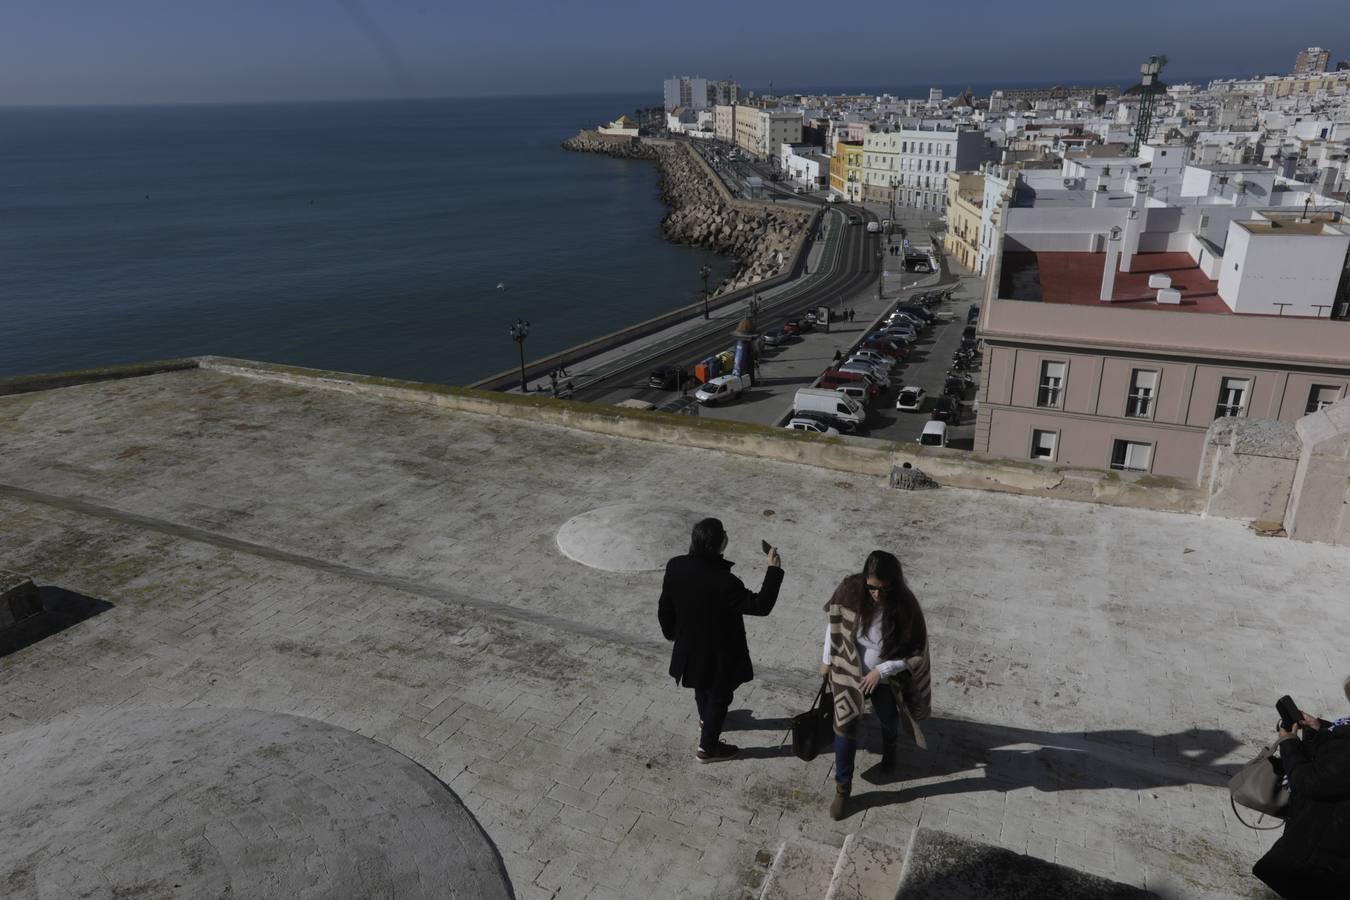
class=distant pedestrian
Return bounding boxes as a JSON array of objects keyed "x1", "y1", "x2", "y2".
[
  {"x1": 820, "y1": 550, "x2": 930, "y2": 820},
  {"x1": 833, "y1": 349, "x2": 843, "y2": 363},
  {"x1": 558, "y1": 360, "x2": 570, "y2": 376},
  {"x1": 659, "y1": 519, "x2": 784, "y2": 763},
  {"x1": 848, "y1": 308, "x2": 855, "y2": 322},
  {"x1": 549, "y1": 371, "x2": 559, "y2": 395}
]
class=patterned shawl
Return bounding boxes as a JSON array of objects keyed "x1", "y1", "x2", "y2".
[{"x1": 825, "y1": 579, "x2": 931, "y2": 748}]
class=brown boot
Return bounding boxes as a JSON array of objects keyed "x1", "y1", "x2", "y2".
[{"x1": 829, "y1": 782, "x2": 851, "y2": 820}]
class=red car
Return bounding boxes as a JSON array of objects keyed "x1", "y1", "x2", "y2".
[{"x1": 781, "y1": 320, "x2": 802, "y2": 335}]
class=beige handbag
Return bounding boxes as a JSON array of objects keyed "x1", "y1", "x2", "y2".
[{"x1": 1228, "y1": 738, "x2": 1290, "y2": 830}]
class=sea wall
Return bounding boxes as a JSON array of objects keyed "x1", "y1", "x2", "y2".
[{"x1": 562, "y1": 132, "x2": 810, "y2": 295}]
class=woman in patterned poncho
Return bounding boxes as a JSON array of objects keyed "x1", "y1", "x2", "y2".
[{"x1": 819, "y1": 550, "x2": 930, "y2": 820}]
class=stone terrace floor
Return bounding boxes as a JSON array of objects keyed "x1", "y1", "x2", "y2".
[{"x1": 3, "y1": 366, "x2": 1346, "y2": 899}]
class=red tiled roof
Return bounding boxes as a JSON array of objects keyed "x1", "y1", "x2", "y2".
[{"x1": 1006, "y1": 251, "x2": 1231, "y2": 314}]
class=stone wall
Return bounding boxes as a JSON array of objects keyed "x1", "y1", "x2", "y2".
[
  {"x1": 1200, "y1": 400, "x2": 1350, "y2": 547},
  {"x1": 1197, "y1": 417, "x2": 1300, "y2": 521}
]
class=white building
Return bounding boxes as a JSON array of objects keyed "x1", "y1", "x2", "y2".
[
  {"x1": 779, "y1": 144, "x2": 830, "y2": 189},
  {"x1": 1218, "y1": 217, "x2": 1350, "y2": 316},
  {"x1": 732, "y1": 106, "x2": 803, "y2": 161},
  {"x1": 664, "y1": 76, "x2": 710, "y2": 111}
]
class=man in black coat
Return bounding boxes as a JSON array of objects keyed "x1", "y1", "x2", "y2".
[
  {"x1": 658, "y1": 517, "x2": 784, "y2": 763},
  {"x1": 1253, "y1": 684, "x2": 1350, "y2": 898}
]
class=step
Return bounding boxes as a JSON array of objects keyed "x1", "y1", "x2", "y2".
[
  {"x1": 894, "y1": 827, "x2": 1156, "y2": 900},
  {"x1": 759, "y1": 838, "x2": 844, "y2": 900},
  {"x1": 823, "y1": 833, "x2": 908, "y2": 900}
]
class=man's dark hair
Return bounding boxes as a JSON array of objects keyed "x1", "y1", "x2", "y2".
[{"x1": 689, "y1": 517, "x2": 726, "y2": 557}]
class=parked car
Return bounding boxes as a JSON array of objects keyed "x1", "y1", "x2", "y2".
[
  {"x1": 861, "y1": 339, "x2": 909, "y2": 360},
  {"x1": 931, "y1": 396, "x2": 961, "y2": 424},
  {"x1": 966, "y1": 305, "x2": 980, "y2": 323},
  {"x1": 919, "y1": 420, "x2": 948, "y2": 447},
  {"x1": 886, "y1": 310, "x2": 927, "y2": 327},
  {"x1": 838, "y1": 360, "x2": 889, "y2": 382},
  {"x1": 896, "y1": 386, "x2": 926, "y2": 411},
  {"x1": 831, "y1": 384, "x2": 871, "y2": 407},
  {"x1": 785, "y1": 417, "x2": 840, "y2": 436},
  {"x1": 819, "y1": 373, "x2": 882, "y2": 400},
  {"x1": 693, "y1": 373, "x2": 751, "y2": 405},
  {"x1": 647, "y1": 365, "x2": 690, "y2": 391},
  {"x1": 848, "y1": 349, "x2": 894, "y2": 370},
  {"x1": 896, "y1": 305, "x2": 937, "y2": 322},
  {"x1": 803, "y1": 310, "x2": 818, "y2": 325},
  {"x1": 782, "y1": 320, "x2": 802, "y2": 335},
  {"x1": 877, "y1": 327, "x2": 918, "y2": 344},
  {"x1": 762, "y1": 328, "x2": 792, "y2": 347},
  {"x1": 823, "y1": 368, "x2": 885, "y2": 390},
  {"x1": 790, "y1": 409, "x2": 859, "y2": 434}
]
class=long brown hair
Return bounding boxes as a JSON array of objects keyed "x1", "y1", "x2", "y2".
[{"x1": 857, "y1": 550, "x2": 926, "y2": 652}]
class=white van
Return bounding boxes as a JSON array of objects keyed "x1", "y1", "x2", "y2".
[
  {"x1": 793, "y1": 388, "x2": 866, "y2": 428},
  {"x1": 919, "y1": 420, "x2": 948, "y2": 447}
]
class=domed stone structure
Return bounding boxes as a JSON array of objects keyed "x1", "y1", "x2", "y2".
[{"x1": 0, "y1": 707, "x2": 513, "y2": 899}]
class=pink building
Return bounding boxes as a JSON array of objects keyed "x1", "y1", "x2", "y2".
[{"x1": 975, "y1": 211, "x2": 1350, "y2": 479}]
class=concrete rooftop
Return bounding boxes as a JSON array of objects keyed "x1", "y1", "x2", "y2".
[{"x1": 4, "y1": 363, "x2": 1349, "y2": 898}]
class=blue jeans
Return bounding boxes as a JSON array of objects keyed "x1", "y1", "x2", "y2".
[{"x1": 834, "y1": 683, "x2": 900, "y2": 784}]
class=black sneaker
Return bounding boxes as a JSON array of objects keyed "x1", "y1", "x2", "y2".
[{"x1": 695, "y1": 742, "x2": 739, "y2": 763}]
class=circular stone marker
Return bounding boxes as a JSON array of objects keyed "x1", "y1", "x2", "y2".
[
  {"x1": 556, "y1": 503, "x2": 704, "y2": 572},
  {"x1": 0, "y1": 707, "x2": 512, "y2": 900}
]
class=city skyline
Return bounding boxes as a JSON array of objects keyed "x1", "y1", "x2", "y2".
[{"x1": 2, "y1": 0, "x2": 1349, "y2": 106}]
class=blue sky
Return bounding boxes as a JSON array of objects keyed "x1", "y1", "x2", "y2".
[{"x1": 3, "y1": 0, "x2": 1349, "y2": 105}]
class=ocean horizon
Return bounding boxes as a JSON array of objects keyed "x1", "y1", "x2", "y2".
[{"x1": 0, "y1": 94, "x2": 735, "y2": 385}]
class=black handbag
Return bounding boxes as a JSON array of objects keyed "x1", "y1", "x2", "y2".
[{"x1": 788, "y1": 681, "x2": 834, "y2": 761}]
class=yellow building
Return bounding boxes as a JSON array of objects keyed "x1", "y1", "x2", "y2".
[
  {"x1": 828, "y1": 141, "x2": 864, "y2": 200},
  {"x1": 943, "y1": 171, "x2": 985, "y2": 273}
]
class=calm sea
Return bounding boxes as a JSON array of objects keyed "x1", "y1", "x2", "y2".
[{"x1": 0, "y1": 95, "x2": 733, "y2": 384}]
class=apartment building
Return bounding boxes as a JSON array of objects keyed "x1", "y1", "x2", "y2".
[
  {"x1": 975, "y1": 204, "x2": 1350, "y2": 479},
  {"x1": 943, "y1": 172, "x2": 985, "y2": 272},
  {"x1": 731, "y1": 105, "x2": 802, "y2": 160},
  {"x1": 829, "y1": 141, "x2": 864, "y2": 201},
  {"x1": 713, "y1": 105, "x2": 736, "y2": 144},
  {"x1": 891, "y1": 125, "x2": 998, "y2": 211},
  {"x1": 1294, "y1": 47, "x2": 1331, "y2": 75},
  {"x1": 664, "y1": 76, "x2": 710, "y2": 111}
]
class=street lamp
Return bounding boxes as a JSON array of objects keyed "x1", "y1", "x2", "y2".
[
  {"x1": 699, "y1": 264, "x2": 712, "y2": 319},
  {"x1": 509, "y1": 319, "x2": 530, "y2": 393}
]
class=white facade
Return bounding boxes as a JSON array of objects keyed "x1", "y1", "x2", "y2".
[
  {"x1": 1218, "y1": 218, "x2": 1350, "y2": 316},
  {"x1": 780, "y1": 145, "x2": 828, "y2": 188},
  {"x1": 663, "y1": 76, "x2": 710, "y2": 111}
]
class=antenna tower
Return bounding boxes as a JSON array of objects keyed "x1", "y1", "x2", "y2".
[{"x1": 1130, "y1": 55, "x2": 1167, "y2": 156}]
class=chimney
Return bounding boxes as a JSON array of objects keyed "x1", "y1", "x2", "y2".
[
  {"x1": 1119, "y1": 192, "x2": 1145, "y2": 272},
  {"x1": 1100, "y1": 227, "x2": 1123, "y2": 301}
]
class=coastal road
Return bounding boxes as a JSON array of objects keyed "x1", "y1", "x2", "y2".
[{"x1": 569, "y1": 204, "x2": 882, "y2": 407}]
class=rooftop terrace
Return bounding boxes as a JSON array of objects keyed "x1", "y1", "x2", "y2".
[
  {"x1": 4, "y1": 362, "x2": 1348, "y2": 898},
  {"x1": 1000, "y1": 251, "x2": 1230, "y2": 313}
]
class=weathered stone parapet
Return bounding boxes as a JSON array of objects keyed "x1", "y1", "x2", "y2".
[{"x1": 1199, "y1": 417, "x2": 1300, "y2": 522}]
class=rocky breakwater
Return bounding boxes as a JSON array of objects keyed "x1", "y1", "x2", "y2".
[
  {"x1": 562, "y1": 132, "x2": 810, "y2": 295},
  {"x1": 560, "y1": 130, "x2": 657, "y2": 160},
  {"x1": 656, "y1": 144, "x2": 810, "y2": 294}
]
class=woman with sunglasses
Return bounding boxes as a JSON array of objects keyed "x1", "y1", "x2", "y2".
[{"x1": 819, "y1": 549, "x2": 930, "y2": 819}]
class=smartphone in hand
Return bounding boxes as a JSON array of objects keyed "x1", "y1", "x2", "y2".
[
  {"x1": 761, "y1": 539, "x2": 772, "y2": 554},
  {"x1": 1277, "y1": 695, "x2": 1302, "y2": 731}
]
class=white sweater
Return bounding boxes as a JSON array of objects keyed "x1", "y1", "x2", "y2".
[{"x1": 823, "y1": 619, "x2": 908, "y2": 678}]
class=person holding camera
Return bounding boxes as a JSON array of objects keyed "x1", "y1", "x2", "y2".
[
  {"x1": 819, "y1": 550, "x2": 930, "y2": 820},
  {"x1": 658, "y1": 518, "x2": 784, "y2": 764},
  {"x1": 1252, "y1": 678, "x2": 1350, "y2": 898}
]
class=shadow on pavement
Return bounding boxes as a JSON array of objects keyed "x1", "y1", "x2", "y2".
[
  {"x1": 1, "y1": 587, "x2": 114, "y2": 657},
  {"x1": 839, "y1": 716, "x2": 1243, "y2": 818}
]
